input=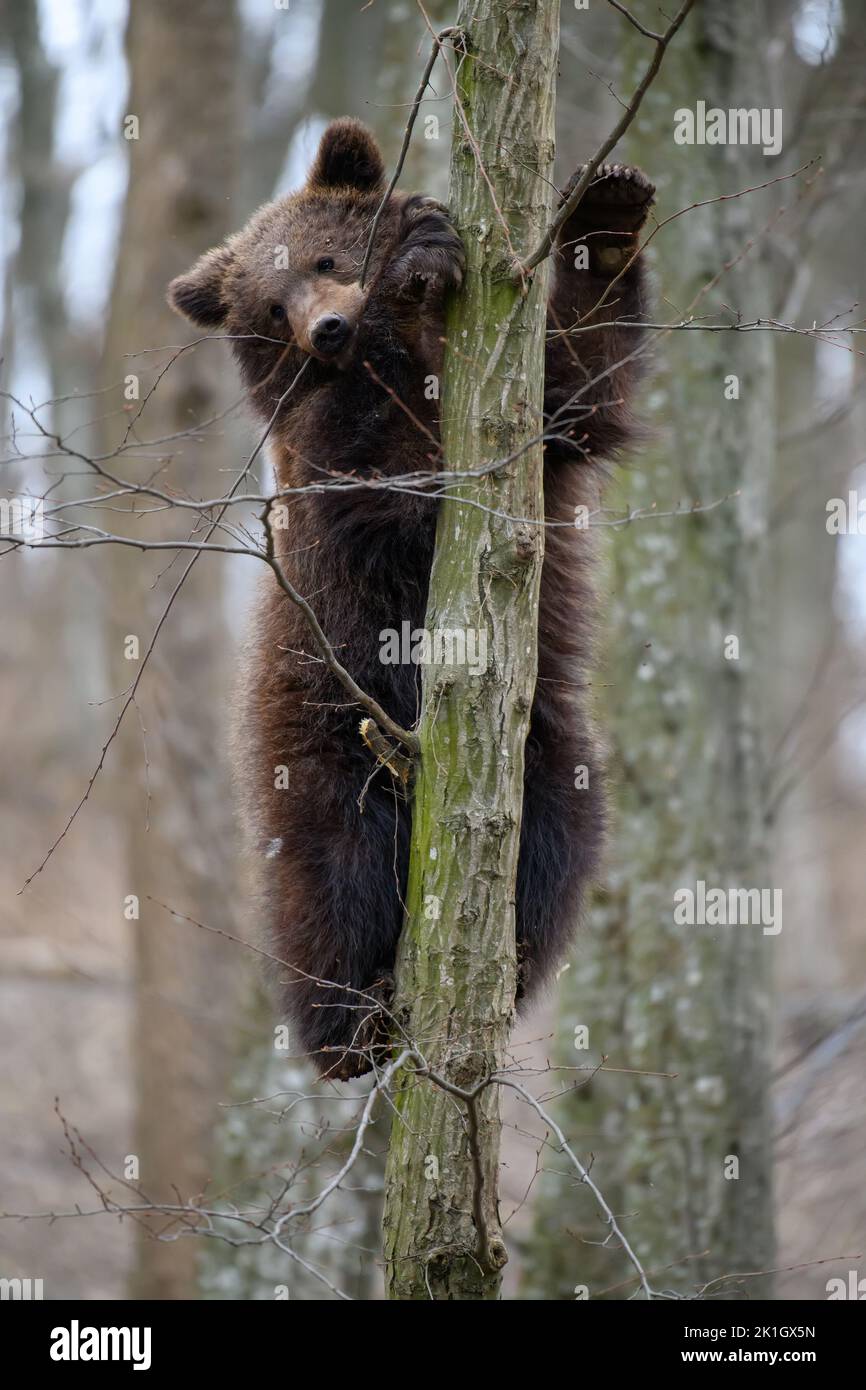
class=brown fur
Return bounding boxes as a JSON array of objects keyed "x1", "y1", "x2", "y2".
[{"x1": 168, "y1": 121, "x2": 653, "y2": 1078}]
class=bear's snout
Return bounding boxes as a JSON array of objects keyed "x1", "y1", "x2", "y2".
[{"x1": 310, "y1": 312, "x2": 351, "y2": 357}]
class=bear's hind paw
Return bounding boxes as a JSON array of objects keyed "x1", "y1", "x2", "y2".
[{"x1": 317, "y1": 973, "x2": 395, "y2": 1082}]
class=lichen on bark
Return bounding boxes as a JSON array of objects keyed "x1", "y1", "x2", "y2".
[{"x1": 382, "y1": 0, "x2": 559, "y2": 1301}]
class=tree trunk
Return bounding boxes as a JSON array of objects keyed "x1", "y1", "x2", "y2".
[
  {"x1": 526, "y1": 0, "x2": 776, "y2": 1300},
  {"x1": 101, "y1": 0, "x2": 243, "y2": 1299},
  {"x1": 382, "y1": 0, "x2": 558, "y2": 1301}
]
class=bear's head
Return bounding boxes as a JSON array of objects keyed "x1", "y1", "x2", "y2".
[{"x1": 168, "y1": 119, "x2": 393, "y2": 385}]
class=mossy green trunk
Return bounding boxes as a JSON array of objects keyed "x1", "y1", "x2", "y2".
[{"x1": 383, "y1": 0, "x2": 559, "y2": 1301}]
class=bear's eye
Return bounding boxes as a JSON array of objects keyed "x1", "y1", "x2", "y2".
[
  {"x1": 316, "y1": 257, "x2": 335, "y2": 274},
  {"x1": 269, "y1": 304, "x2": 286, "y2": 321}
]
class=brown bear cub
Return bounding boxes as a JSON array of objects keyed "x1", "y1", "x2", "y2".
[{"x1": 169, "y1": 119, "x2": 653, "y2": 1080}]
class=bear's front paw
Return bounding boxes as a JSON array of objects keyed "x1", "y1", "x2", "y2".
[
  {"x1": 559, "y1": 163, "x2": 654, "y2": 277},
  {"x1": 382, "y1": 195, "x2": 466, "y2": 302},
  {"x1": 562, "y1": 162, "x2": 655, "y2": 232},
  {"x1": 403, "y1": 193, "x2": 450, "y2": 221}
]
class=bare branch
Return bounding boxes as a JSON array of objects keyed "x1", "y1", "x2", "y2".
[
  {"x1": 358, "y1": 25, "x2": 460, "y2": 289},
  {"x1": 518, "y1": 0, "x2": 696, "y2": 276}
]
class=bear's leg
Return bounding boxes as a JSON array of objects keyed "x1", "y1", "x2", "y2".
[
  {"x1": 544, "y1": 162, "x2": 655, "y2": 463},
  {"x1": 515, "y1": 715, "x2": 605, "y2": 1002},
  {"x1": 270, "y1": 778, "x2": 409, "y2": 1079}
]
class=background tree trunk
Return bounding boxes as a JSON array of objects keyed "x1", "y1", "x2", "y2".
[
  {"x1": 382, "y1": 0, "x2": 558, "y2": 1302},
  {"x1": 525, "y1": 0, "x2": 776, "y2": 1300},
  {"x1": 101, "y1": 0, "x2": 244, "y2": 1300}
]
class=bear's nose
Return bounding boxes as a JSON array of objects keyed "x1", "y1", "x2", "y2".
[{"x1": 310, "y1": 313, "x2": 350, "y2": 355}]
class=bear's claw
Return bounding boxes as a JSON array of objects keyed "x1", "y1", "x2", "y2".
[
  {"x1": 403, "y1": 194, "x2": 451, "y2": 221},
  {"x1": 561, "y1": 161, "x2": 655, "y2": 234},
  {"x1": 383, "y1": 196, "x2": 466, "y2": 301}
]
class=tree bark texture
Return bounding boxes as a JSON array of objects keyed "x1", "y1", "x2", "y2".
[{"x1": 383, "y1": 0, "x2": 559, "y2": 1302}]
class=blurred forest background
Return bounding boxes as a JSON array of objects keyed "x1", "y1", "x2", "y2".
[{"x1": 1, "y1": 0, "x2": 864, "y2": 1300}]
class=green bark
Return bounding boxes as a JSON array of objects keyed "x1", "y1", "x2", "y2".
[{"x1": 383, "y1": 0, "x2": 559, "y2": 1301}]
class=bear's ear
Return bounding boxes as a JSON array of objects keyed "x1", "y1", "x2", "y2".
[
  {"x1": 167, "y1": 245, "x2": 234, "y2": 328},
  {"x1": 307, "y1": 119, "x2": 385, "y2": 193}
]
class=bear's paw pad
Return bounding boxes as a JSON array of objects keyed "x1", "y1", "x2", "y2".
[{"x1": 564, "y1": 163, "x2": 655, "y2": 224}]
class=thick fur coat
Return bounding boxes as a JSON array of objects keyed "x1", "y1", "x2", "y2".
[{"x1": 169, "y1": 119, "x2": 653, "y2": 1077}]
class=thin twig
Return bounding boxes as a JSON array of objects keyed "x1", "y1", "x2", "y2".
[
  {"x1": 518, "y1": 0, "x2": 696, "y2": 276},
  {"x1": 358, "y1": 26, "x2": 459, "y2": 289},
  {"x1": 17, "y1": 360, "x2": 311, "y2": 891}
]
